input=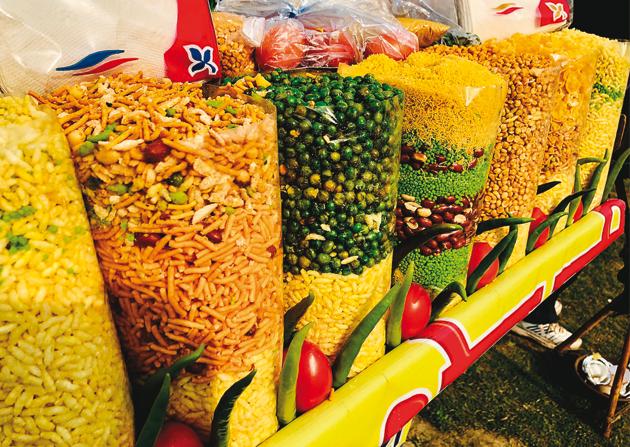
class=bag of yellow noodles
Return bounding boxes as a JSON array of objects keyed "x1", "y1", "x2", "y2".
[
  {"x1": 41, "y1": 73, "x2": 283, "y2": 446},
  {"x1": 555, "y1": 29, "x2": 630, "y2": 212},
  {"x1": 0, "y1": 96, "x2": 134, "y2": 446}
]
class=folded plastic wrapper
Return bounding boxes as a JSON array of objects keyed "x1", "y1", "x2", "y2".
[
  {"x1": 0, "y1": 0, "x2": 221, "y2": 95},
  {"x1": 456, "y1": 0, "x2": 574, "y2": 41},
  {"x1": 391, "y1": 0, "x2": 480, "y2": 47},
  {"x1": 216, "y1": 0, "x2": 419, "y2": 68}
]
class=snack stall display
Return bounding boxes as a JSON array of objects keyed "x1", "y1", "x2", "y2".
[
  {"x1": 425, "y1": 44, "x2": 560, "y2": 263},
  {"x1": 339, "y1": 52, "x2": 507, "y2": 295},
  {"x1": 42, "y1": 74, "x2": 283, "y2": 446},
  {"x1": 0, "y1": 96, "x2": 134, "y2": 445},
  {"x1": 0, "y1": 1, "x2": 628, "y2": 446}
]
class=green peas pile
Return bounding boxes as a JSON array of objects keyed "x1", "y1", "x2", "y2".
[{"x1": 261, "y1": 70, "x2": 403, "y2": 275}]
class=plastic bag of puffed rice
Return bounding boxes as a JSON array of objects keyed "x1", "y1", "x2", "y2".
[
  {"x1": 0, "y1": 0, "x2": 221, "y2": 95},
  {"x1": 0, "y1": 96, "x2": 134, "y2": 446}
]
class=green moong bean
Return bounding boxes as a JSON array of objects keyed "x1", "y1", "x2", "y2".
[
  {"x1": 431, "y1": 281, "x2": 467, "y2": 321},
  {"x1": 135, "y1": 373, "x2": 171, "y2": 447},
  {"x1": 278, "y1": 323, "x2": 312, "y2": 425},
  {"x1": 209, "y1": 370, "x2": 257, "y2": 447},
  {"x1": 87, "y1": 123, "x2": 117, "y2": 143},
  {"x1": 603, "y1": 147, "x2": 630, "y2": 201},
  {"x1": 476, "y1": 217, "x2": 533, "y2": 235},
  {"x1": 283, "y1": 293, "x2": 315, "y2": 348},
  {"x1": 386, "y1": 262, "x2": 414, "y2": 349},
  {"x1": 332, "y1": 284, "x2": 401, "y2": 388}
]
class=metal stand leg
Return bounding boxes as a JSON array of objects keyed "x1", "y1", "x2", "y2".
[{"x1": 604, "y1": 323, "x2": 630, "y2": 438}]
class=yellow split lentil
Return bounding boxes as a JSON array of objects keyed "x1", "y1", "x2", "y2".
[
  {"x1": 494, "y1": 33, "x2": 597, "y2": 215},
  {"x1": 0, "y1": 96, "x2": 134, "y2": 446},
  {"x1": 556, "y1": 29, "x2": 630, "y2": 211}
]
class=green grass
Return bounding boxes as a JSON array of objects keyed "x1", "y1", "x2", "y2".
[{"x1": 407, "y1": 234, "x2": 628, "y2": 447}]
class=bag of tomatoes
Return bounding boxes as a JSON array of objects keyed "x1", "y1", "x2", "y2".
[{"x1": 216, "y1": 0, "x2": 419, "y2": 69}]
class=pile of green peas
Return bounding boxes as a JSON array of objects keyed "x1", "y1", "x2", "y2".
[{"x1": 258, "y1": 70, "x2": 404, "y2": 276}]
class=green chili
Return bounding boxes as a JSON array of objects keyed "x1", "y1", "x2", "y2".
[
  {"x1": 392, "y1": 224, "x2": 462, "y2": 271},
  {"x1": 476, "y1": 217, "x2": 533, "y2": 235},
  {"x1": 332, "y1": 284, "x2": 401, "y2": 388},
  {"x1": 582, "y1": 150, "x2": 609, "y2": 211},
  {"x1": 107, "y1": 184, "x2": 129, "y2": 195},
  {"x1": 135, "y1": 344, "x2": 205, "y2": 429},
  {"x1": 467, "y1": 232, "x2": 515, "y2": 295},
  {"x1": 278, "y1": 323, "x2": 312, "y2": 425},
  {"x1": 6, "y1": 233, "x2": 29, "y2": 254},
  {"x1": 497, "y1": 226, "x2": 518, "y2": 274},
  {"x1": 87, "y1": 123, "x2": 117, "y2": 143},
  {"x1": 431, "y1": 281, "x2": 466, "y2": 321},
  {"x1": 1, "y1": 206, "x2": 36, "y2": 222},
  {"x1": 549, "y1": 189, "x2": 594, "y2": 235},
  {"x1": 165, "y1": 108, "x2": 176, "y2": 117},
  {"x1": 169, "y1": 191, "x2": 188, "y2": 205},
  {"x1": 283, "y1": 292, "x2": 315, "y2": 348},
  {"x1": 225, "y1": 106, "x2": 239, "y2": 115},
  {"x1": 536, "y1": 181, "x2": 561, "y2": 195},
  {"x1": 386, "y1": 262, "x2": 414, "y2": 349},
  {"x1": 210, "y1": 370, "x2": 257, "y2": 447},
  {"x1": 526, "y1": 212, "x2": 568, "y2": 254},
  {"x1": 135, "y1": 373, "x2": 171, "y2": 447},
  {"x1": 603, "y1": 147, "x2": 630, "y2": 201}
]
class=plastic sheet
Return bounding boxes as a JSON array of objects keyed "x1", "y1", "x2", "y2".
[
  {"x1": 340, "y1": 53, "x2": 506, "y2": 297},
  {"x1": 216, "y1": 0, "x2": 419, "y2": 68},
  {"x1": 43, "y1": 75, "x2": 283, "y2": 446},
  {"x1": 0, "y1": 0, "x2": 221, "y2": 95}
]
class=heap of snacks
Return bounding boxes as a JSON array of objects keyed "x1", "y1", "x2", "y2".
[
  {"x1": 41, "y1": 74, "x2": 283, "y2": 445},
  {"x1": 495, "y1": 32, "x2": 597, "y2": 215},
  {"x1": 426, "y1": 44, "x2": 559, "y2": 262},
  {"x1": 340, "y1": 53, "x2": 507, "y2": 295},
  {"x1": 214, "y1": 12, "x2": 258, "y2": 77},
  {"x1": 0, "y1": 96, "x2": 134, "y2": 446},
  {"x1": 557, "y1": 30, "x2": 630, "y2": 210},
  {"x1": 230, "y1": 71, "x2": 403, "y2": 373}
]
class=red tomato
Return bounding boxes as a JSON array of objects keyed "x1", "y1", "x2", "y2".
[
  {"x1": 468, "y1": 242, "x2": 500, "y2": 290},
  {"x1": 283, "y1": 340, "x2": 332, "y2": 413},
  {"x1": 364, "y1": 29, "x2": 418, "y2": 61},
  {"x1": 155, "y1": 421, "x2": 203, "y2": 447},
  {"x1": 529, "y1": 207, "x2": 550, "y2": 249},
  {"x1": 256, "y1": 20, "x2": 307, "y2": 70},
  {"x1": 573, "y1": 200, "x2": 584, "y2": 222},
  {"x1": 304, "y1": 30, "x2": 359, "y2": 67},
  {"x1": 400, "y1": 283, "x2": 432, "y2": 340}
]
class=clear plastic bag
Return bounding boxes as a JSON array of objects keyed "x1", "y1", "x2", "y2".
[
  {"x1": 0, "y1": 0, "x2": 221, "y2": 95},
  {"x1": 43, "y1": 75, "x2": 284, "y2": 445},
  {"x1": 340, "y1": 53, "x2": 507, "y2": 297},
  {"x1": 0, "y1": 96, "x2": 134, "y2": 446},
  {"x1": 216, "y1": 0, "x2": 419, "y2": 68}
]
